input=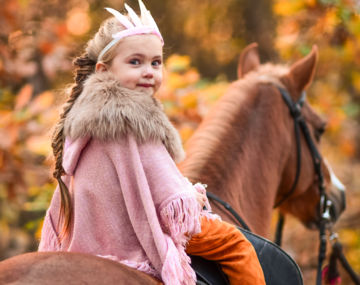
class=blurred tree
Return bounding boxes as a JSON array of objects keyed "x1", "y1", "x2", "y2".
[
  {"x1": 1, "y1": 0, "x2": 360, "y2": 283},
  {"x1": 274, "y1": 0, "x2": 360, "y2": 159},
  {"x1": 241, "y1": 0, "x2": 278, "y2": 61},
  {"x1": 139, "y1": 0, "x2": 278, "y2": 79}
]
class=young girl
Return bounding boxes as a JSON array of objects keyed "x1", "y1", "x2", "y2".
[{"x1": 38, "y1": 1, "x2": 265, "y2": 284}]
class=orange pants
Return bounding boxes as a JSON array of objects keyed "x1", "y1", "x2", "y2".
[{"x1": 186, "y1": 217, "x2": 266, "y2": 285}]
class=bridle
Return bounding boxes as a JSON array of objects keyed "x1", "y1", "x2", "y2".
[
  {"x1": 206, "y1": 85, "x2": 334, "y2": 285},
  {"x1": 274, "y1": 86, "x2": 331, "y2": 216},
  {"x1": 273, "y1": 87, "x2": 320, "y2": 208},
  {"x1": 276, "y1": 88, "x2": 360, "y2": 285},
  {"x1": 274, "y1": 86, "x2": 332, "y2": 285},
  {"x1": 207, "y1": 84, "x2": 360, "y2": 284}
]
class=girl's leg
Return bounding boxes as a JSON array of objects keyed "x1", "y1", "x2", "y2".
[{"x1": 186, "y1": 217, "x2": 265, "y2": 285}]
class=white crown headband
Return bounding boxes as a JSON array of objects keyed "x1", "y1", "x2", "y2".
[{"x1": 97, "y1": 0, "x2": 163, "y2": 62}]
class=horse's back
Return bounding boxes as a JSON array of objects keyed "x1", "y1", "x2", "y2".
[{"x1": 0, "y1": 252, "x2": 161, "y2": 285}]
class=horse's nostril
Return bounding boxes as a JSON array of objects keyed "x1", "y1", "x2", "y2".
[
  {"x1": 328, "y1": 190, "x2": 346, "y2": 223},
  {"x1": 330, "y1": 203, "x2": 337, "y2": 222},
  {"x1": 340, "y1": 189, "x2": 346, "y2": 212}
]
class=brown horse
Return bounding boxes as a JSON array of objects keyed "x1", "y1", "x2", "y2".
[
  {"x1": 0, "y1": 44, "x2": 345, "y2": 284},
  {"x1": 179, "y1": 43, "x2": 345, "y2": 238}
]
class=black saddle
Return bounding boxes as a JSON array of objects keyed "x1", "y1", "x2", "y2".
[{"x1": 190, "y1": 227, "x2": 303, "y2": 285}]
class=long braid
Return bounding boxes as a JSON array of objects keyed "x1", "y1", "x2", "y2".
[
  {"x1": 50, "y1": 16, "x2": 126, "y2": 239},
  {"x1": 51, "y1": 53, "x2": 96, "y2": 238}
]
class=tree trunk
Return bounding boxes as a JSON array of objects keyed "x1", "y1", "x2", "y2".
[{"x1": 242, "y1": 0, "x2": 278, "y2": 62}]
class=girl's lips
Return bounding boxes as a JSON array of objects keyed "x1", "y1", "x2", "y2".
[{"x1": 137, "y1": 83, "x2": 154, "y2": 88}]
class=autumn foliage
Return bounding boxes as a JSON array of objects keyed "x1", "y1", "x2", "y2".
[{"x1": 0, "y1": 0, "x2": 360, "y2": 283}]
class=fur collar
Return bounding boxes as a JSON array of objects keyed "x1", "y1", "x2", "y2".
[{"x1": 64, "y1": 71, "x2": 185, "y2": 162}]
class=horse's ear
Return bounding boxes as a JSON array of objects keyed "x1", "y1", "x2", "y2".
[
  {"x1": 237, "y1": 43, "x2": 260, "y2": 79},
  {"x1": 288, "y1": 45, "x2": 318, "y2": 93}
]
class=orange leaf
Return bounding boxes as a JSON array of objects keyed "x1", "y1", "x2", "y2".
[
  {"x1": 166, "y1": 55, "x2": 191, "y2": 72},
  {"x1": 0, "y1": 125, "x2": 19, "y2": 149},
  {"x1": 28, "y1": 91, "x2": 54, "y2": 114},
  {"x1": 179, "y1": 125, "x2": 194, "y2": 144},
  {"x1": 179, "y1": 92, "x2": 198, "y2": 109},
  {"x1": 352, "y1": 71, "x2": 360, "y2": 93},
  {"x1": 0, "y1": 110, "x2": 12, "y2": 127},
  {"x1": 15, "y1": 84, "x2": 33, "y2": 110},
  {"x1": 35, "y1": 219, "x2": 44, "y2": 240},
  {"x1": 0, "y1": 150, "x2": 3, "y2": 169},
  {"x1": 184, "y1": 69, "x2": 200, "y2": 84},
  {"x1": 26, "y1": 135, "x2": 51, "y2": 156},
  {"x1": 340, "y1": 139, "x2": 356, "y2": 158},
  {"x1": 39, "y1": 41, "x2": 54, "y2": 55},
  {"x1": 55, "y1": 23, "x2": 68, "y2": 38}
]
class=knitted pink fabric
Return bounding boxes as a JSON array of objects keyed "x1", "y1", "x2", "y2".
[{"x1": 38, "y1": 134, "x2": 202, "y2": 284}]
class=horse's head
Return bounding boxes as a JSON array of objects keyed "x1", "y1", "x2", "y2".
[{"x1": 238, "y1": 43, "x2": 346, "y2": 230}]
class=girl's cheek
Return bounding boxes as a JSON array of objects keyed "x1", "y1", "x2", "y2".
[{"x1": 158, "y1": 71, "x2": 163, "y2": 82}]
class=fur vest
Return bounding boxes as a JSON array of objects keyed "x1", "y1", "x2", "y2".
[{"x1": 64, "y1": 71, "x2": 185, "y2": 163}]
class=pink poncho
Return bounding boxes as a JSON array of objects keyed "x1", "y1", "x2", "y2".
[{"x1": 38, "y1": 72, "x2": 204, "y2": 284}]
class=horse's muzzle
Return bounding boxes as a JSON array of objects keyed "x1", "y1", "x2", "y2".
[
  {"x1": 306, "y1": 167, "x2": 346, "y2": 230},
  {"x1": 328, "y1": 187, "x2": 346, "y2": 224},
  {"x1": 323, "y1": 167, "x2": 346, "y2": 228}
]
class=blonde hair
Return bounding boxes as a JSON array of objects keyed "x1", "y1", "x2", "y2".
[
  {"x1": 87, "y1": 17, "x2": 127, "y2": 64},
  {"x1": 51, "y1": 17, "x2": 126, "y2": 238}
]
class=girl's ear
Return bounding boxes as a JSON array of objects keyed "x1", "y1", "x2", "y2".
[{"x1": 95, "y1": 62, "x2": 108, "y2": 72}]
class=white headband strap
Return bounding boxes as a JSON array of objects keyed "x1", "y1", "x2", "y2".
[{"x1": 97, "y1": 0, "x2": 163, "y2": 62}]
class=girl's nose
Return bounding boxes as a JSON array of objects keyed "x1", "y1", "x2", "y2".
[{"x1": 142, "y1": 65, "x2": 154, "y2": 78}]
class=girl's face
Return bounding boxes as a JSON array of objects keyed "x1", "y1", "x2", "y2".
[{"x1": 106, "y1": 34, "x2": 163, "y2": 97}]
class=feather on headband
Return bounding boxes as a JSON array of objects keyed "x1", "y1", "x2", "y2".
[{"x1": 97, "y1": 0, "x2": 163, "y2": 62}]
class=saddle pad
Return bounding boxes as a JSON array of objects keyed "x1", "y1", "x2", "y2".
[{"x1": 190, "y1": 227, "x2": 303, "y2": 285}]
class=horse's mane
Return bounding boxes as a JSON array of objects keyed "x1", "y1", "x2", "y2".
[
  {"x1": 181, "y1": 63, "x2": 290, "y2": 190},
  {"x1": 243, "y1": 63, "x2": 289, "y2": 89}
]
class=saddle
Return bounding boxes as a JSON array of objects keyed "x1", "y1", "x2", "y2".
[{"x1": 190, "y1": 227, "x2": 303, "y2": 285}]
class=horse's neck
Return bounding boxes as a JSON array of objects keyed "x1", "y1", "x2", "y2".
[{"x1": 180, "y1": 83, "x2": 289, "y2": 237}]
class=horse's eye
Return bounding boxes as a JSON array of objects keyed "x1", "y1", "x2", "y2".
[{"x1": 315, "y1": 125, "x2": 326, "y2": 141}]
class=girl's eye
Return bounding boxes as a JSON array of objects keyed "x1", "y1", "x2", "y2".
[
  {"x1": 152, "y1": 60, "x2": 162, "y2": 67},
  {"x1": 129, "y1": 59, "x2": 140, "y2": 65}
]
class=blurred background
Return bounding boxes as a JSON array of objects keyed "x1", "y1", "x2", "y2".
[{"x1": 0, "y1": 0, "x2": 359, "y2": 283}]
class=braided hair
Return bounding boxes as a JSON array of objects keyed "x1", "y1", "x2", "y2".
[
  {"x1": 51, "y1": 17, "x2": 126, "y2": 238},
  {"x1": 51, "y1": 54, "x2": 95, "y2": 237}
]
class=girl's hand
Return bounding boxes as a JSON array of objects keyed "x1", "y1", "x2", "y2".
[{"x1": 195, "y1": 191, "x2": 207, "y2": 208}]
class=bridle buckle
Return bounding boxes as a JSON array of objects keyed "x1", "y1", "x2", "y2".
[
  {"x1": 321, "y1": 199, "x2": 332, "y2": 222},
  {"x1": 291, "y1": 103, "x2": 303, "y2": 120}
]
